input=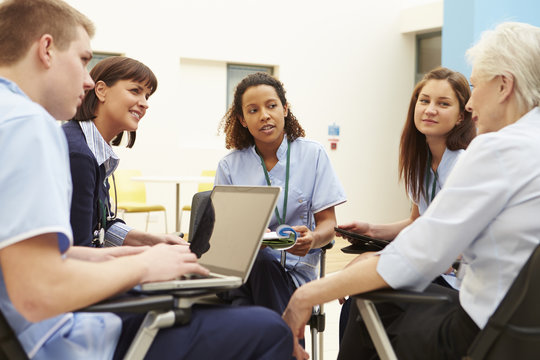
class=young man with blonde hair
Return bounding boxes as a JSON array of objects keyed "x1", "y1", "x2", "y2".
[{"x1": 0, "y1": 1, "x2": 292, "y2": 358}]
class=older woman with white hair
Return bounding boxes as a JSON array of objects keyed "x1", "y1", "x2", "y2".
[{"x1": 282, "y1": 21, "x2": 540, "y2": 360}]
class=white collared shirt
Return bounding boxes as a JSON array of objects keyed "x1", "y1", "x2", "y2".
[
  {"x1": 378, "y1": 107, "x2": 540, "y2": 329},
  {"x1": 79, "y1": 120, "x2": 119, "y2": 178},
  {"x1": 79, "y1": 121, "x2": 131, "y2": 246}
]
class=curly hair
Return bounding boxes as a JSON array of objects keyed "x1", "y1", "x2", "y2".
[
  {"x1": 399, "y1": 67, "x2": 476, "y2": 202},
  {"x1": 219, "y1": 72, "x2": 305, "y2": 150}
]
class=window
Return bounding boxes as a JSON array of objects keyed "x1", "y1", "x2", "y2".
[
  {"x1": 88, "y1": 51, "x2": 123, "y2": 71},
  {"x1": 415, "y1": 32, "x2": 441, "y2": 84},
  {"x1": 226, "y1": 64, "x2": 273, "y2": 108}
]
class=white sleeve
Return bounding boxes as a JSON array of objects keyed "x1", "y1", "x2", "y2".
[{"x1": 377, "y1": 134, "x2": 513, "y2": 290}]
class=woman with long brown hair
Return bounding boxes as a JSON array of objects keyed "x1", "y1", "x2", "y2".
[
  {"x1": 338, "y1": 66, "x2": 475, "y2": 248},
  {"x1": 336, "y1": 66, "x2": 476, "y2": 342}
]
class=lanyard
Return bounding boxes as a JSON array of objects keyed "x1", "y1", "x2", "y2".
[
  {"x1": 93, "y1": 174, "x2": 118, "y2": 247},
  {"x1": 425, "y1": 151, "x2": 440, "y2": 204},
  {"x1": 257, "y1": 140, "x2": 290, "y2": 225}
]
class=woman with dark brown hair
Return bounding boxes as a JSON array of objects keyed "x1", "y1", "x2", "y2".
[
  {"x1": 215, "y1": 72, "x2": 347, "y2": 317},
  {"x1": 63, "y1": 56, "x2": 184, "y2": 248}
]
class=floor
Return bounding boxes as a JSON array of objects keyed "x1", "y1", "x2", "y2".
[{"x1": 304, "y1": 237, "x2": 358, "y2": 359}]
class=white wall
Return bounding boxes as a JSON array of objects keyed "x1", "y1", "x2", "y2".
[{"x1": 66, "y1": 0, "x2": 440, "y2": 232}]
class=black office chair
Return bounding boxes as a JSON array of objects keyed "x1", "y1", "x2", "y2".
[
  {"x1": 351, "y1": 243, "x2": 540, "y2": 360},
  {"x1": 0, "y1": 308, "x2": 27, "y2": 360}
]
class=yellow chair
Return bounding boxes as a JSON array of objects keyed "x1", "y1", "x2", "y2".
[
  {"x1": 179, "y1": 170, "x2": 215, "y2": 232},
  {"x1": 111, "y1": 169, "x2": 168, "y2": 232}
]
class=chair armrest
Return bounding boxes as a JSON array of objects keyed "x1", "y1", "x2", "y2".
[
  {"x1": 81, "y1": 287, "x2": 235, "y2": 313},
  {"x1": 81, "y1": 293, "x2": 176, "y2": 313},
  {"x1": 352, "y1": 289, "x2": 452, "y2": 304},
  {"x1": 321, "y1": 239, "x2": 335, "y2": 251}
]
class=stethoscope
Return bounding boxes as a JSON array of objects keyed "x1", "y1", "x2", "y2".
[
  {"x1": 92, "y1": 173, "x2": 118, "y2": 247},
  {"x1": 425, "y1": 151, "x2": 440, "y2": 204}
]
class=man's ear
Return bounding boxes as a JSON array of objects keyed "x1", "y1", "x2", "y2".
[
  {"x1": 499, "y1": 74, "x2": 515, "y2": 103},
  {"x1": 94, "y1": 80, "x2": 108, "y2": 102},
  {"x1": 37, "y1": 34, "x2": 54, "y2": 69}
]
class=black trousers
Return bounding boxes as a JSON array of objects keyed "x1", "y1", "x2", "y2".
[
  {"x1": 218, "y1": 247, "x2": 296, "y2": 314},
  {"x1": 338, "y1": 284, "x2": 480, "y2": 360}
]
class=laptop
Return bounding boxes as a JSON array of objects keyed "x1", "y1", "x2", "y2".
[{"x1": 137, "y1": 185, "x2": 280, "y2": 291}]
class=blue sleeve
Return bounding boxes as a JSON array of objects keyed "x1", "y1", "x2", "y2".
[
  {"x1": 215, "y1": 159, "x2": 233, "y2": 185},
  {"x1": 0, "y1": 114, "x2": 72, "y2": 251},
  {"x1": 310, "y1": 145, "x2": 347, "y2": 213}
]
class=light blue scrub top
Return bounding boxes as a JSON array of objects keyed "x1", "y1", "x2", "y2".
[
  {"x1": 216, "y1": 136, "x2": 346, "y2": 286},
  {"x1": 0, "y1": 78, "x2": 121, "y2": 359}
]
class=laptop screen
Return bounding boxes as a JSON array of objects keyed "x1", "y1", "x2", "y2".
[{"x1": 198, "y1": 185, "x2": 280, "y2": 278}]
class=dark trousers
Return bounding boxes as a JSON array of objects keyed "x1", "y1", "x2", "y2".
[
  {"x1": 221, "y1": 247, "x2": 297, "y2": 314},
  {"x1": 338, "y1": 284, "x2": 480, "y2": 360},
  {"x1": 339, "y1": 276, "x2": 456, "y2": 344},
  {"x1": 113, "y1": 304, "x2": 293, "y2": 360}
]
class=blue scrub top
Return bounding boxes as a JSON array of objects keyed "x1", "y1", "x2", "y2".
[
  {"x1": 0, "y1": 78, "x2": 121, "y2": 359},
  {"x1": 216, "y1": 136, "x2": 346, "y2": 286}
]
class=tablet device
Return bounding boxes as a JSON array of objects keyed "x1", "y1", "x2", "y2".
[
  {"x1": 340, "y1": 243, "x2": 385, "y2": 254},
  {"x1": 334, "y1": 227, "x2": 390, "y2": 248}
]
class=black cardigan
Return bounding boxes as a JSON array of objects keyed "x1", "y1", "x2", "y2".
[{"x1": 62, "y1": 121, "x2": 125, "y2": 247}]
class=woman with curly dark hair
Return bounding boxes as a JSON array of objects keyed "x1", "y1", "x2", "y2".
[{"x1": 215, "y1": 72, "x2": 347, "y2": 318}]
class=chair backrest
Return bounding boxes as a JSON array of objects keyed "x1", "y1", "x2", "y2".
[
  {"x1": 187, "y1": 190, "x2": 214, "y2": 258},
  {"x1": 112, "y1": 169, "x2": 147, "y2": 204},
  {"x1": 466, "y1": 244, "x2": 540, "y2": 359},
  {"x1": 0, "y1": 310, "x2": 28, "y2": 359},
  {"x1": 197, "y1": 170, "x2": 215, "y2": 192}
]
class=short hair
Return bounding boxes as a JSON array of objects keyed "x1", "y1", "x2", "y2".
[
  {"x1": 466, "y1": 22, "x2": 540, "y2": 114},
  {"x1": 0, "y1": 0, "x2": 95, "y2": 66},
  {"x1": 399, "y1": 67, "x2": 476, "y2": 202},
  {"x1": 219, "y1": 72, "x2": 305, "y2": 150},
  {"x1": 72, "y1": 56, "x2": 158, "y2": 148}
]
